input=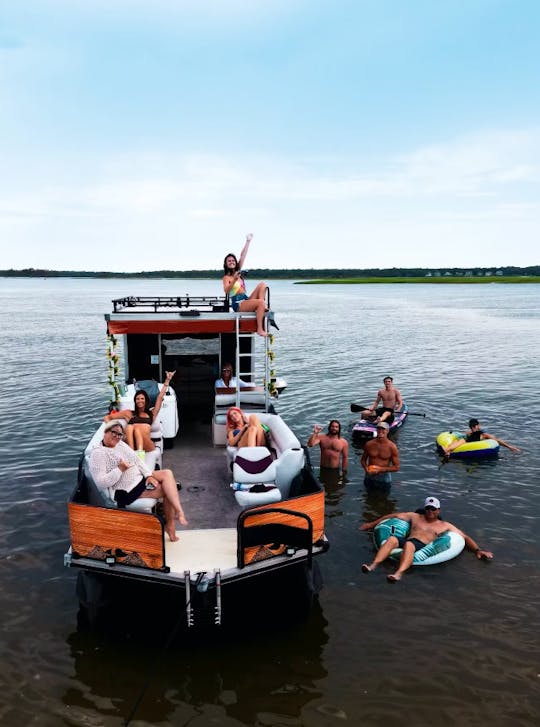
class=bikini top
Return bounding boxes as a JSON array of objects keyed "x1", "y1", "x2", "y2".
[{"x1": 129, "y1": 413, "x2": 153, "y2": 425}]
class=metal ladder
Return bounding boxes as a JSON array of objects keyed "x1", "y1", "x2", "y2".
[
  {"x1": 234, "y1": 313, "x2": 271, "y2": 411},
  {"x1": 184, "y1": 569, "x2": 222, "y2": 627}
]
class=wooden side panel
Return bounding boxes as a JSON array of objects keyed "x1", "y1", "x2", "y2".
[
  {"x1": 241, "y1": 490, "x2": 325, "y2": 566},
  {"x1": 68, "y1": 502, "x2": 166, "y2": 570}
]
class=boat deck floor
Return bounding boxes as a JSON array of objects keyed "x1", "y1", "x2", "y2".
[{"x1": 162, "y1": 418, "x2": 239, "y2": 531}]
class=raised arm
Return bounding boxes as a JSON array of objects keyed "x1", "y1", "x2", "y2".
[
  {"x1": 482, "y1": 432, "x2": 520, "y2": 452},
  {"x1": 307, "y1": 424, "x2": 323, "y2": 448},
  {"x1": 237, "y1": 233, "x2": 253, "y2": 270},
  {"x1": 152, "y1": 371, "x2": 175, "y2": 419}
]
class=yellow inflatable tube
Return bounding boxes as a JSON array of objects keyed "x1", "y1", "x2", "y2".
[{"x1": 436, "y1": 431, "x2": 499, "y2": 459}]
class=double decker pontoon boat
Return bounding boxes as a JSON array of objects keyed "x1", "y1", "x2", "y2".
[{"x1": 64, "y1": 292, "x2": 328, "y2": 627}]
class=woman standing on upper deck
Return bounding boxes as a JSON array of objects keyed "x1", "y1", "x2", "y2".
[
  {"x1": 222, "y1": 233, "x2": 269, "y2": 337},
  {"x1": 104, "y1": 371, "x2": 176, "y2": 453}
]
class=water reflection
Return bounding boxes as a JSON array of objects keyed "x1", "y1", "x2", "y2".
[
  {"x1": 319, "y1": 466, "x2": 348, "y2": 508},
  {"x1": 65, "y1": 601, "x2": 329, "y2": 725}
]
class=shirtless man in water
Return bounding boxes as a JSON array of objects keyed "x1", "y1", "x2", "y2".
[
  {"x1": 307, "y1": 420, "x2": 348, "y2": 479},
  {"x1": 359, "y1": 496, "x2": 493, "y2": 582},
  {"x1": 361, "y1": 376, "x2": 403, "y2": 424},
  {"x1": 361, "y1": 422, "x2": 400, "y2": 487}
]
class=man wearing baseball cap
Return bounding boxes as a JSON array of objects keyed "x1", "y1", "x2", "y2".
[
  {"x1": 359, "y1": 496, "x2": 493, "y2": 582},
  {"x1": 360, "y1": 421, "x2": 400, "y2": 488}
]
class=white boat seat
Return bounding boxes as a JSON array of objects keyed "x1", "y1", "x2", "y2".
[
  {"x1": 83, "y1": 459, "x2": 161, "y2": 514},
  {"x1": 234, "y1": 485, "x2": 281, "y2": 508},
  {"x1": 232, "y1": 446, "x2": 277, "y2": 484},
  {"x1": 83, "y1": 422, "x2": 163, "y2": 514}
]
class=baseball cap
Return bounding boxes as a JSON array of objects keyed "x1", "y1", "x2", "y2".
[
  {"x1": 376, "y1": 421, "x2": 390, "y2": 430},
  {"x1": 424, "y1": 496, "x2": 441, "y2": 509},
  {"x1": 104, "y1": 419, "x2": 126, "y2": 432}
]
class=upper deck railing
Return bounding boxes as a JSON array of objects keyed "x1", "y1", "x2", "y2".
[{"x1": 111, "y1": 295, "x2": 230, "y2": 313}]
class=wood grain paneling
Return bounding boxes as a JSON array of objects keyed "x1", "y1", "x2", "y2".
[{"x1": 68, "y1": 502, "x2": 166, "y2": 570}]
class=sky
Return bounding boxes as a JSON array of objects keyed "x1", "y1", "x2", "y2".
[{"x1": 1, "y1": 0, "x2": 539, "y2": 272}]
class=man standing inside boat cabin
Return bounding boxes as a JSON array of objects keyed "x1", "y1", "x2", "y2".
[
  {"x1": 307, "y1": 420, "x2": 348, "y2": 481},
  {"x1": 361, "y1": 376, "x2": 403, "y2": 424}
]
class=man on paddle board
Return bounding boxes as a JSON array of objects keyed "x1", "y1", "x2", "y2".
[
  {"x1": 361, "y1": 376, "x2": 403, "y2": 425},
  {"x1": 307, "y1": 419, "x2": 348, "y2": 480},
  {"x1": 360, "y1": 422, "x2": 400, "y2": 488},
  {"x1": 359, "y1": 496, "x2": 493, "y2": 582}
]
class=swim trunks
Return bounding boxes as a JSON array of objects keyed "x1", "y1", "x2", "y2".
[
  {"x1": 364, "y1": 472, "x2": 392, "y2": 488},
  {"x1": 375, "y1": 407, "x2": 395, "y2": 424},
  {"x1": 396, "y1": 536, "x2": 427, "y2": 551}
]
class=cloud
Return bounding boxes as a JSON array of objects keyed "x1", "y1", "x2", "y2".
[{"x1": 1, "y1": 127, "x2": 539, "y2": 220}]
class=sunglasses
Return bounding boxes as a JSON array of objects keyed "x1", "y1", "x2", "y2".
[{"x1": 109, "y1": 430, "x2": 124, "y2": 437}]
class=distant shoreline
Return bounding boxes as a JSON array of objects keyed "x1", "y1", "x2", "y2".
[{"x1": 297, "y1": 276, "x2": 540, "y2": 284}]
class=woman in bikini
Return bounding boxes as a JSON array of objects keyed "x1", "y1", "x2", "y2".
[
  {"x1": 104, "y1": 371, "x2": 176, "y2": 452},
  {"x1": 222, "y1": 233, "x2": 269, "y2": 337},
  {"x1": 226, "y1": 406, "x2": 266, "y2": 448}
]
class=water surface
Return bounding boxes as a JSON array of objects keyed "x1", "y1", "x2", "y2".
[{"x1": 0, "y1": 278, "x2": 538, "y2": 726}]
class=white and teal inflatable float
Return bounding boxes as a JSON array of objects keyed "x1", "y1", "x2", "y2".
[{"x1": 374, "y1": 517, "x2": 465, "y2": 565}]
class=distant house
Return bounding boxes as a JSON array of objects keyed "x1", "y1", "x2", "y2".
[
  {"x1": 433, "y1": 271, "x2": 441, "y2": 277},
  {"x1": 495, "y1": 270, "x2": 503, "y2": 276},
  {"x1": 484, "y1": 270, "x2": 493, "y2": 276},
  {"x1": 465, "y1": 270, "x2": 473, "y2": 276},
  {"x1": 444, "y1": 271, "x2": 452, "y2": 276},
  {"x1": 425, "y1": 272, "x2": 432, "y2": 277}
]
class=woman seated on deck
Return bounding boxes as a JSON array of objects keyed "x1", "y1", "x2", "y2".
[
  {"x1": 103, "y1": 371, "x2": 176, "y2": 452},
  {"x1": 226, "y1": 406, "x2": 266, "y2": 448}
]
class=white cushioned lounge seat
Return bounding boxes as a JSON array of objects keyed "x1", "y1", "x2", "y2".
[
  {"x1": 226, "y1": 413, "x2": 304, "y2": 501},
  {"x1": 84, "y1": 421, "x2": 163, "y2": 514},
  {"x1": 232, "y1": 446, "x2": 281, "y2": 508}
]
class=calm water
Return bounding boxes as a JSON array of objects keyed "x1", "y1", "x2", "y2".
[{"x1": 0, "y1": 278, "x2": 539, "y2": 727}]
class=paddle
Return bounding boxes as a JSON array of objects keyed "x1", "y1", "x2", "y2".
[{"x1": 350, "y1": 403, "x2": 426, "y2": 418}]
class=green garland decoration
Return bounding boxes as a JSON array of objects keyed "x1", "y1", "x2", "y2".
[{"x1": 106, "y1": 333, "x2": 121, "y2": 407}]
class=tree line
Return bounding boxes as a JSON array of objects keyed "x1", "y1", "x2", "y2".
[{"x1": 1, "y1": 265, "x2": 539, "y2": 279}]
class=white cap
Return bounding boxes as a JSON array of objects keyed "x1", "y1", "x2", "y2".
[{"x1": 424, "y1": 496, "x2": 441, "y2": 509}]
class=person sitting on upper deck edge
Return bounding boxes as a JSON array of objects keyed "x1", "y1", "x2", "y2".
[
  {"x1": 360, "y1": 376, "x2": 403, "y2": 425},
  {"x1": 222, "y1": 233, "x2": 278, "y2": 337},
  {"x1": 215, "y1": 362, "x2": 249, "y2": 390}
]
